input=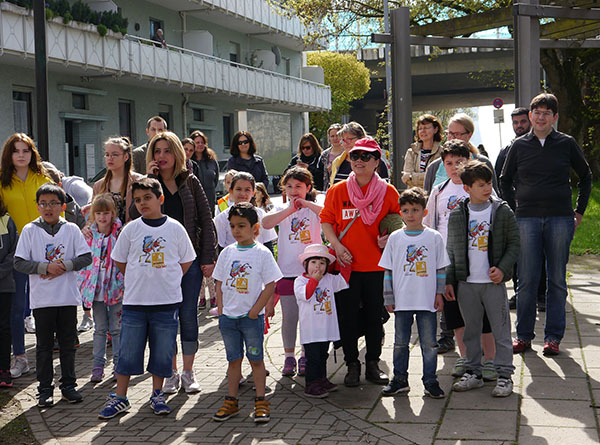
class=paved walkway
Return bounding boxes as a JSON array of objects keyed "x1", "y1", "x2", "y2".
[{"x1": 7, "y1": 256, "x2": 600, "y2": 444}]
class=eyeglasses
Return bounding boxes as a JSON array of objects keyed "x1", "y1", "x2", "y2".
[
  {"x1": 104, "y1": 153, "x2": 123, "y2": 159},
  {"x1": 532, "y1": 110, "x2": 554, "y2": 118},
  {"x1": 38, "y1": 202, "x2": 62, "y2": 209},
  {"x1": 343, "y1": 136, "x2": 358, "y2": 143},
  {"x1": 349, "y1": 151, "x2": 375, "y2": 162},
  {"x1": 446, "y1": 130, "x2": 469, "y2": 138},
  {"x1": 237, "y1": 140, "x2": 250, "y2": 146},
  {"x1": 301, "y1": 145, "x2": 312, "y2": 151}
]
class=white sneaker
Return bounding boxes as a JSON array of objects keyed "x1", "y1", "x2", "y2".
[
  {"x1": 78, "y1": 314, "x2": 93, "y2": 332},
  {"x1": 492, "y1": 377, "x2": 513, "y2": 397},
  {"x1": 162, "y1": 370, "x2": 180, "y2": 394},
  {"x1": 181, "y1": 370, "x2": 201, "y2": 394},
  {"x1": 10, "y1": 356, "x2": 30, "y2": 378},
  {"x1": 24, "y1": 316, "x2": 35, "y2": 334},
  {"x1": 452, "y1": 372, "x2": 484, "y2": 392}
]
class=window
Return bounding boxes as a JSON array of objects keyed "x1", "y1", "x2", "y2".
[
  {"x1": 149, "y1": 18, "x2": 163, "y2": 40},
  {"x1": 193, "y1": 109, "x2": 204, "y2": 122},
  {"x1": 223, "y1": 114, "x2": 233, "y2": 151},
  {"x1": 158, "y1": 104, "x2": 171, "y2": 129},
  {"x1": 228, "y1": 41, "x2": 240, "y2": 64},
  {"x1": 118, "y1": 100, "x2": 134, "y2": 142},
  {"x1": 13, "y1": 91, "x2": 33, "y2": 136},
  {"x1": 72, "y1": 93, "x2": 87, "y2": 110}
]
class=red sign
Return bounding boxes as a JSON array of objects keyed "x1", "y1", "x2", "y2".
[{"x1": 493, "y1": 98, "x2": 504, "y2": 109}]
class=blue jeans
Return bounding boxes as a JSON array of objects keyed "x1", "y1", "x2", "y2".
[
  {"x1": 92, "y1": 301, "x2": 122, "y2": 368},
  {"x1": 392, "y1": 310, "x2": 438, "y2": 385},
  {"x1": 115, "y1": 307, "x2": 179, "y2": 378},
  {"x1": 516, "y1": 216, "x2": 574, "y2": 342},
  {"x1": 179, "y1": 258, "x2": 203, "y2": 355},
  {"x1": 11, "y1": 270, "x2": 28, "y2": 356},
  {"x1": 219, "y1": 314, "x2": 264, "y2": 362}
]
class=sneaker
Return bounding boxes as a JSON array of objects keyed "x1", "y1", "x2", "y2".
[
  {"x1": 61, "y1": 385, "x2": 83, "y2": 403},
  {"x1": 0, "y1": 370, "x2": 13, "y2": 387},
  {"x1": 365, "y1": 360, "x2": 389, "y2": 385},
  {"x1": 424, "y1": 381, "x2": 445, "y2": 399},
  {"x1": 198, "y1": 297, "x2": 207, "y2": 309},
  {"x1": 24, "y1": 315, "x2": 35, "y2": 333},
  {"x1": 508, "y1": 296, "x2": 517, "y2": 310},
  {"x1": 78, "y1": 314, "x2": 93, "y2": 332},
  {"x1": 150, "y1": 389, "x2": 170, "y2": 415},
  {"x1": 381, "y1": 377, "x2": 410, "y2": 396},
  {"x1": 181, "y1": 370, "x2": 201, "y2": 394},
  {"x1": 453, "y1": 372, "x2": 484, "y2": 392},
  {"x1": 543, "y1": 340, "x2": 560, "y2": 356},
  {"x1": 436, "y1": 336, "x2": 456, "y2": 354},
  {"x1": 210, "y1": 297, "x2": 217, "y2": 308},
  {"x1": 344, "y1": 362, "x2": 361, "y2": 387},
  {"x1": 208, "y1": 307, "x2": 219, "y2": 317},
  {"x1": 492, "y1": 377, "x2": 513, "y2": 397},
  {"x1": 98, "y1": 394, "x2": 130, "y2": 419},
  {"x1": 253, "y1": 396, "x2": 270, "y2": 423},
  {"x1": 10, "y1": 356, "x2": 29, "y2": 379},
  {"x1": 281, "y1": 357, "x2": 296, "y2": 376},
  {"x1": 297, "y1": 356, "x2": 306, "y2": 376},
  {"x1": 213, "y1": 396, "x2": 239, "y2": 422},
  {"x1": 321, "y1": 377, "x2": 338, "y2": 393},
  {"x1": 162, "y1": 370, "x2": 180, "y2": 394},
  {"x1": 451, "y1": 356, "x2": 467, "y2": 377},
  {"x1": 482, "y1": 359, "x2": 498, "y2": 382},
  {"x1": 38, "y1": 388, "x2": 54, "y2": 407},
  {"x1": 304, "y1": 380, "x2": 328, "y2": 398},
  {"x1": 513, "y1": 338, "x2": 532, "y2": 354},
  {"x1": 90, "y1": 367, "x2": 104, "y2": 383}
]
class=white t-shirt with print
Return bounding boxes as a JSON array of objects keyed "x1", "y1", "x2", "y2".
[
  {"x1": 270, "y1": 204, "x2": 322, "y2": 277},
  {"x1": 94, "y1": 236, "x2": 110, "y2": 302},
  {"x1": 466, "y1": 205, "x2": 493, "y2": 283},
  {"x1": 378, "y1": 227, "x2": 450, "y2": 312},
  {"x1": 111, "y1": 217, "x2": 196, "y2": 306},
  {"x1": 15, "y1": 221, "x2": 91, "y2": 309},
  {"x1": 294, "y1": 273, "x2": 348, "y2": 344},
  {"x1": 436, "y1": 181, "x2": 469, "y2": 243},
  {"x1": 214, "y1": 206, "x2": 277, "y2": 248},
  {"x1": 213, "y1": 243, "x2": 283, "y2": 317}
]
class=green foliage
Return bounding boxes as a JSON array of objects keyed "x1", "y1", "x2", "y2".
[
  {"x1": 97, "y1": 23, "x2": 108, "y2": 37},
  {"x1": 571, "y1": 182, "x2": 600, "y2": 255},
  {"x1": 45, "y1": 7, "x2": 53, "y2": 20},
  {"x1": 306, "y1": 51, "x2": 371, "y2": 140},
  {"x1": 62, "y1": 12, "x2": 72, "y2": 24},
  {"x1": 70, "y1": 0, "x2": 91, "y2": 23}
]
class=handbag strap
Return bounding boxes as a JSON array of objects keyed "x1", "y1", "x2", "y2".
[{"x1": 338, "y1": 210, "x2": 359, "y2": 242}]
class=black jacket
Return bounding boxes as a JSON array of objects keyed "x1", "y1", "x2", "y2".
[
  {"x1": 226, "y1": 155, "x2": 269, "y2": 190},
  {"x1": 285, "y1": 153, "x2": 324, "y2": 191}
]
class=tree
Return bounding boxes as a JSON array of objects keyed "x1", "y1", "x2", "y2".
[{"x1": 306, "y1": 51, "x2": 370, "y2": 140}]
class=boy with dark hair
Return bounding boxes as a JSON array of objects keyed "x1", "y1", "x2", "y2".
[
  {"x1": 212, "y1": 202, "x2": 282, "y2": 423},
  {"x1": 99, "y1": 178, "x2": 196, "y2": 419},
  {"x1": 447, "y1": 161, "x2": 520, "y2": 397},
  {"x1": 380, "y1": 187, "x2": 449, "y2": 398},
  {"x1": 14, "y1": 183, "x2": 92, "y2": 407}
]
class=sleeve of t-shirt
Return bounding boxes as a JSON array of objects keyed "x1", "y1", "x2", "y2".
[
  {"x1": 331, "y1": 273, "x2": 349, "y2": 293},
  {"x1": 73, "y1": 225, "x2": 92, "y2": 257},
  {"x1": 319, "y1": 185, "x2": 339, "y2": 225},
  {"x1": 435, "y1": 230, "x2": 451, "y2": 269},
  {"x1": 260, "y1": 248, "x2": 283, "y2": 284},
  {"x1": 294, "y1": 276, "x2": 310, "y2": 304},
  {"x1": 257, "y1": 208, "x2": 278, "y2": 243},
  {"x1": 14, "y1": 225, "x2": 32, "y2": 261},
  {"x1": 176, "y1": 222, "x2": 197, "y2": 264},
  {"x1": 385, "y1": 185, "x2": 400, "y2": 213},
  {"x1": 213, "y1": 212, "x2": 228, "y2": 248},
  {"x1": 110, "y1": 224, "x2": 131, "y2": 264},
  {"x1": 378, "y1": 233, "x2": 395, "y2": 270},
  {"x1": 212, "y1": 248, "x2": 229, "y2": 282}
]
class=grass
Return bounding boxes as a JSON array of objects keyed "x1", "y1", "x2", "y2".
[
  {"x1": 571, "y1": 181, "x2": 600, "y2": 255},
  {"x1": 0, "y1": 391, "x2": 38, "y2": 445}
]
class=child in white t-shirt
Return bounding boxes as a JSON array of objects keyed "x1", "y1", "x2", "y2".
[
  {"x1": 262, "y1": 166, "x2": 323, "y2": 378},
  {"x1": 379, "y1": 187, "x2": 449, "y2": 399},
  {"x1": 14, "y1": 184, "x2": 92, "y2": 407},
  {"x1": 98, "y1": 178, "x2": 196, "y2": 419},
  {"x1": 212, "y1": 202, "x2": 282, "y2": 424},
  {"x1": 294, "y1": 244, "x2": 348, "y2": 398}
]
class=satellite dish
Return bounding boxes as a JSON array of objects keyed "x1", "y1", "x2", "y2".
[{"x1": 271, "y1": 46, "x2": 281, "y2": 66}]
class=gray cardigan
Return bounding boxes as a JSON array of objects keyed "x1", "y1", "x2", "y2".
[{"x1": 0, "y1": 215, "x2": 18, "y2": 293}]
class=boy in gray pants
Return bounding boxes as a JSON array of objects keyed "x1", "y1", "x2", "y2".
[{"x1": 445, "y1": 161, "x2": 520, "y2": 397}]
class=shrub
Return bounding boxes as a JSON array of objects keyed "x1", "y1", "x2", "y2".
[
  {"x1": 71, "y1": 0, "x2": 91, "y2": 23},
  {"x1": 97, "y1": 23, "x2": 107, "y2": 37}
]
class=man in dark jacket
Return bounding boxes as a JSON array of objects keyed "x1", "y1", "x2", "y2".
[
  {"x1": 500, "y1": 93, "x2": 592, "y2": 356},
  {"x1": 132, "y1": 116, "x2": 167, "y2": 174}
]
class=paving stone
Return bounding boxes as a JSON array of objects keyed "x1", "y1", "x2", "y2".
[
  {"x1": 374, "y1": 423, "x2": 436, "y2": 445},
  {"x1": 437, "y1": 409, "x2": 517, "y2": 441},
  {"x1": 521, "y1": 375, "x2": 591, "y2": 400},
  {"x1": 369, "y1": 393, "x2": 445, "y2": 423},
  {"x1": 520, "y1": 398, "x2": 597, "y2": 428},
  {"x1": 518, "y1": 426, "x2": 600, "y2": 444}
]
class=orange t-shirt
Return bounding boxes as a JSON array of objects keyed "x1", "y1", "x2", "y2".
[{"x1": 320, "y1": 180, "x2": 400, "y2": 272}]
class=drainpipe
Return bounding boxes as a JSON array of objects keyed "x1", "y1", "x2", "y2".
[{"x1": 182, "y1": 93, "x2": 189, "y2": 136}]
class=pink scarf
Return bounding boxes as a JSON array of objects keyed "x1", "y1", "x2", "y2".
[{"x1": 346, "y1": 172, "x2": 388, "y2": 226}]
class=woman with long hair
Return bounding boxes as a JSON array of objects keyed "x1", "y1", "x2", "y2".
[
  {"x1": 0, "y1": 133, "x2": 51, "y2": 379},
  {"x1": 285, "y1": 133, "x2": 324, "y2": 191},
  {"x1": 226, "y1": 131, "x2": 269, "y2": 190},
  {"x1": 402, "y1": 114, "x2": 443, "y2": 188},
  {"x1": 190, "y1": 131, "x2": 219, "y2": 216}
]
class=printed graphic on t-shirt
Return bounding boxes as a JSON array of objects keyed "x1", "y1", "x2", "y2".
[
  {"x1": 313, "y1": 287, "x2": 333, "y2": 315},
  {"x1": 289, "y1": 216, "x2": 312, "y2": 244},
  {"x1": 468, "y1": 219, "x2": 489, "y2": 251},
  {"x1": 45, "y1": 243, "x2": 65, "y2": 262},
  {"x1": 139, "y1": 235, "x2": 166, "y2": 268},
  {"x1": 403, "y1": 244, "x2": 429, "y2": 277},
  {"x1": 446, "y1": 195, "x2": 464, "y2": 212},
  {"x1": 342, "y1": 208, "x2": 358, "y2": 220},
  {"x1": 100, "y1": 243, "x2": 108, "y2": 269},
  {"x1": 226, "y1": 260, "x2": 252, "y2": 293}
]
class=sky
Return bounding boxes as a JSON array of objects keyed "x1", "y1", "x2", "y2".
[{"x1": 470, "y1": 104, "x2": 518, "y2": 165}]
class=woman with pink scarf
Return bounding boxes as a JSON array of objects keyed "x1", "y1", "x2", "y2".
[{"x1": 320, "y1": 137, "x2": 401, "y2": 388}]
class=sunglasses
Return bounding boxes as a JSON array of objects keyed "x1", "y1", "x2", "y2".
[
  {"x1": 237, "y1": 139, "x2": 250, "y2": 146},
  {"x1": 349, "y1": 151, "x2": 375, "y2": 162},
  {"x1": 301, "y1": 145, "x2": 312, "y2": 151}
]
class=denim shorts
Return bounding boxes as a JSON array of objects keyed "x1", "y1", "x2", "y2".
[
  {"x1": 115, "y1": 307, "x2": 178, "y2": 378},
  {"x1": 219, "y1": 314, "x2": 264, "y2": 362}
]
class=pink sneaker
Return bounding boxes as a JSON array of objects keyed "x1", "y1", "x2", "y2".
[
  {"x1": 281, "y1": 357, "x2": 296, "y2": 376},
  {"x1": 297, "y1": 357, "x2": 307, "y2": 376},
  {"x1": 209, "y1": 307, "x2": 219, "y2": 317}
]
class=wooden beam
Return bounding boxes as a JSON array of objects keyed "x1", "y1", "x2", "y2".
[
  {"x1": 541, "y1": 20, "x2": 600, "y2": 39},
  {"x1": 410, "y1": 8, "x2": 512, "y2": 37}
]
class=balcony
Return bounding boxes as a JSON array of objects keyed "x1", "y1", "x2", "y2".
[{"x1": 0, "y1": 3, "x2": 331, "y2": 112}]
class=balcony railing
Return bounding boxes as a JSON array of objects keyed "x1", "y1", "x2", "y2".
[{"x1": 0, "y1": 3, "x2": 331, "y2": 112}]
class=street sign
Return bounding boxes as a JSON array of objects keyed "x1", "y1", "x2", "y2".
[
  {"x1": 493, "y1": 97, "x2": 504, "y2": 109},
  {"x1": 493, "y1": 109, "x2": 504, "y2": 124}
]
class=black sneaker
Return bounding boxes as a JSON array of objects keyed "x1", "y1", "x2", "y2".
[
  {"x1": 424, "y1": 381, "x2": 445, "y2": 399},
  {"x1": 61, "y1": 386, "x2": 83, "y2": 403},
  {"x1": 38, "y1": 388, "x2": 54, "y2": 407},
  {"x1": 508, "y1": 296, "x2": 517, "y2": 310},
  {"x1": 436, "y1": 336, "x2": 455, "y2": 354},
  {"x1": 381, "y1": 378, "x2": 409, "y2": 396}
]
